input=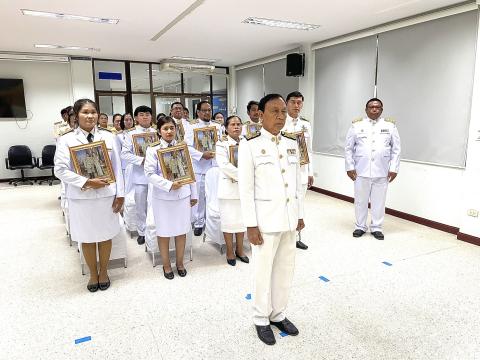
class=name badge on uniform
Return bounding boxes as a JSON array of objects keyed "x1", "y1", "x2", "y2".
[
  {"x1": 287, "y1": 149, "x2": 296, "y2": 155},
  {"x1": 381, "y1": 129, "x2": 390, "y2": 134}
]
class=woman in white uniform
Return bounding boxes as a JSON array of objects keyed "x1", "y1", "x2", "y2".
[
  {"x1": 54, "y1": 99, "x2": 125, "y2": 292},
  {"x1": 215, "y1": 115, "x2": 249, "y2": 266},
  {"x1": 144, "y1": 116, "x2": 198, "y2": 279}
]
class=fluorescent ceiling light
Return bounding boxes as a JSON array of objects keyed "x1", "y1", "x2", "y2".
[
  {"x1": 169, "y1": 56, "x2": 217, "y2": 63},
  {"x1": 35, "y1": 44, "x2": 100, "y2": 51},
  {"x1": 21, "y1": 9, "x2": 118, "y2": 24},
  {"x1": 242, "y1": 17, "x2": 320, "y2": 31},
  {"x1": 0, "y1": 52, "x2": 69, "y2": 62}
]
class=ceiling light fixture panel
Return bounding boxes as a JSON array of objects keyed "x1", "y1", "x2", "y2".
[
  {"x1": 22, "y1": 9, "x2": 119, "y2": 24},
  {"x1": 34, "y1": 44, "x2": 100, "y2": 51},
  {"x1": 242, "y1": 17, "x2": 320, "y2": 31},
  {"x1": 169, "y1": 56, "x2": 217, "y2": 63}
]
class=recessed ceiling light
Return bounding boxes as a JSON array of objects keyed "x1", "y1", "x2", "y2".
[
  {"x1": 242, "y1": 17, "x2": 320, "y2": 31},
  {"x1": 22, "y1": 9, "x2": 119, "y2": 24},
  {"x1": 169, "y1": 56, "x2": 217, "y2": 63},
  {"x1": 34, "y1": 44, "x2": 100, "y2": 51}
]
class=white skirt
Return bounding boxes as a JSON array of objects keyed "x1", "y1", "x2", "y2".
[
  {"x1": 69, "y1": 196, "x2": 120, "y2": 244},
  {"x1": 219, "y1": 199, "x2": 246, "y2": 233},
  {"x1": 152, "y1": 197, "x2": 191, "y2": 237}
]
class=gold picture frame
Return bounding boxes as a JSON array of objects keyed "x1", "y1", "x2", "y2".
[
  {"x1": 229, "y1": 144, "x2": 239, "y2": 167},
  {"x1": 193, "y1": 126, "x2": 218, "y2": 152},
  {"x1": 175, "y1": 121, "x2": 185, "y2": 142},
  {"x1": 290, "y1": 131, "x2": 310, "y2": 165},
  {"x1": 157, "y1": 143, "x2": 196, "y2": 186},
  {"x1": 69, "y1": 140, "x2": 116, "y2": 183},
  {"x1": 132, "y1": 132, "x2": 159, "y2": 157},
  {"x1": 246, "y1": 123, "x2": 262, "y2": 137}
]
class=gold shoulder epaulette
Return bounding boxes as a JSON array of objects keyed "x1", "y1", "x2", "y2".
[
  {"x1": 126, "y1": 127, "x2": 136, "y2": 132},
  {"x1": 188, "y1": 119, "x2": 199, "y2": 125},
  {"x1": 149, "y1": 140, "x2": 161, "y2": 147},
  {"x1": 352, "y1": 117, "x2": 363, "y2": 123},
  {"x1": 385, "y1": 117, "x2": 396, "y2": 124},
  {"x1": 99, "y1": 127, "x2": 112, "y2": 133},
  {"x1": 281, "y1": 131, "x2": 296, "y2": 141},
  {"x1": 151, "y1": 124, "x2": 157, "y2": 130},
  {"x1": 177, "y1": 141, "x2": 186, "y2": 146},
  {"x1": 221, "y1": 135, "x2": 228, "y2": 141},
  {"x1": 300, "y1": 116, "x2": 309, "y2": 122},
  {"x1": 60, "y1": 128, "x2": 74, "y2": 136},
  {"x1": 246, "y1": 132, "x2": 261, "y2": 141}
]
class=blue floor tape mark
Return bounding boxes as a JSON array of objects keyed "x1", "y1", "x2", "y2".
[
  {"x1": 382, "y1": 261, "x2": 393, "y2": 266},
  {"x1": 75, "y1": 336, "x2": 91, "y2": 344},
  {"x1": 319, "y1": 276, "x2": 330, "y2": 282},
  {"x1": 245, "y1": 293, "x2": 252, "y2": 300},
  {"x1": 280, "y1": 332, "x2": 289, "y2": 337}
]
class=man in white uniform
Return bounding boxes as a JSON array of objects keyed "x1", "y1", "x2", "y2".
[
  {"x1": 345, "y1": 98, "x2": 401, "y2": 240},
  {"x1": 241, "y1": 100, "x2": 262, "y2": 137},
  {"x1": 170, "y1": 102, "x2": 191, "y2": 142},
  {"x1": 238, "y1": 94, "x2": 304, "y2": 346},
  {"x1": 282, "y1": 91, "x2": 314, "y2": 250},
  {"x1": 121, "y1": 105, "x2": 156, "y2": 245},
  {"x1": 184, "y1": 101, "x2": 222, "y2": 236}
]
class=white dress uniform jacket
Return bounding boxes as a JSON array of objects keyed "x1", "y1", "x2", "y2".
[
  {"x1": 238, "y1": 128, "x2": 304, "y2": 233},
  {"x1": 216, "y1": 135, "x2": 241, "y2": 200},
  {"x1": 144, "y1": 138, "x2": 197, "y2": 201},
  {"x1": 345, "y1": 117, "x2": 401, "y2": 178},
  {"x1": 121, "y1": 125, "x2": 157, "y2": 184},
  {"x1": 54, "y1": 127, "x2": 124, "y2": 199},
  {"x1": 282, "y1": 115, "x2": 314, "y2": 186}
]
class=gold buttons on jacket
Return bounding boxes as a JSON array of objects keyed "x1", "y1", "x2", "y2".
[
  {"x1": 285, "y1": 183, "x2": 288, "y2": 188},
  {"x1": 261, "y1": 149, "x2": 266, "y2": 154},
  {"x1": 279, "y1": 154, "x2": 283, "y2": 159},
  {"x1": 271, "y1": 137, "x2": 276, "y2": 142},
  {"x1": 281, "y1": 169, "x2": 285, "y2": 173},
  {"x1": 286, "y1": 198, "x2": 290, "y2": 203}
]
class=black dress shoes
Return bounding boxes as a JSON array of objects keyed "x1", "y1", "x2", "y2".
[
  {"x1": 255, "y1": 325, "x2": 276, "y2": 345},
  {"x1": 296, "y1": 240, "x2": 308, "y2": 250},
  {"x1": 227, "y1": 258, "x2": 236, "y2": 266},
  {"x1": 137, "y1": 235, "x2": 145, "y2": 245},
  {"x1": 270, "y1": 318, "x2": 299, "y2": 336},
  {"x1": 87, "y1": 282, "x2": 99, "y2": 293},
  {"x1": 163, "y1": 267, "x2": 174, "y2": 280},
  {"x1": 353, "y1": 229, "x2": 366, "y2": 237},
  {"x1": 99, "y1": 277, "x2": 110, "y2": 291},
  {"x1": 235, "y1": 253, "x2": 249, "y2": 263},
  {"x1": 177, "y1": 268, "x2": 187, "y2": 277},
  {"x1": 371, "y1": 231, "x2": 384, "y2": 240},
  {"x1": 193, "y1": 227, "x2": 203, "y2": 236}
]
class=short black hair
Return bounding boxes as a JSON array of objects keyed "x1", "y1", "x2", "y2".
[
  {"x1": 196, "y1": 101, "x2": 210, "y2": 113},
  {"x1": 213, "y1": 112, "x2": 224, "y2": 122},
  {"x1": 156, "y1": 113, "x2": 167, "y2": 121},
  {"x1": 184, "y1": 108, "x2": 189, "y2": 114},
  {"x1": 286, "y1": 91, "x2": 304, "y2": 102},
  {"x1": 157, "y1": 115, "x2": 176, "y2": 131},
  {"x1": 134, "y1": 105, "x2": 152, "y2": 117},
  {"x1": 60, "y1": 106, "x2": 72, "y2": 116},
  {"x1": 170, "y1": 102, "x2": 184, "y2": 110},
  {"x1": 258, "y1": 94, "x2": 285, "y2": 112},
  {"x1": 112, "y1": 113, "x2": 122, "y2": 120},
  {"x1": 365, "y1": 98, "x2": 383, "y2": 108},
  {"x1": 247, "y1": 100, "x2": 259, "y2": 113},
  {"x1": 99, "y1": 113, "x2": 108, "y2": 118},
  {"x1": 224, "y1": 115, "x2": 241, "y2": 134}
]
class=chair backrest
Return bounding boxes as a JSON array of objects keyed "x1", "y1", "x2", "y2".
[
  {"x1": 8, "y1": 145, "x2": 33, "y2": 167},
  {"x1": 41, "y1": 145, "x2": 56, "y2": 166}
]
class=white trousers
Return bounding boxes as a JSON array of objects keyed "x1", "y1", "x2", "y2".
[
  {"x1": 252, "y1": 231, "x2": 296, "y2": 326},
  {"x1": 192, "y1": 173, "x2": 206, "y2": 229},
  {"x1": 134, "y1": 184, "x2": 148, "y2": 236},
  {"x1": 354, "y1": 176, "x2": 388, "y2": 232}
]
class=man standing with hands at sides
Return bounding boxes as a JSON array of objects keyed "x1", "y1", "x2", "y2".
[
  {"x1": 184, "y1": 101, "x2": 222, "y2": 236},
  {"x1": 170, "y1": 102, "x2": 190, "y2": 141},
  {"x1": 238, "y1": 94, "x2": 304, "y2": 346},
  {"x1": 121, "y1": 105, "x2": 156, "y2": 245},
  {"x1": 282, "y1": 91, "x2": 314, "y2": 250},
  {"x1": 345, "y1": 98, "x2": 401, "y2": 240}
]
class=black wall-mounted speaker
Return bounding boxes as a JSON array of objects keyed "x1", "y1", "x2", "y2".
[{"x1": 286, "y1": 53, "x2": 305, "y2": 77}]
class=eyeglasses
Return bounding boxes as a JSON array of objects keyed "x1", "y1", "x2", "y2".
[{"x1": 199, "y1": 109, "x2": 212, "y2": 113}]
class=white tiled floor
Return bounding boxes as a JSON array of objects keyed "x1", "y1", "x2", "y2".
[{"x1": 1, "y1": 184, "x2": 479, "y2": 359}]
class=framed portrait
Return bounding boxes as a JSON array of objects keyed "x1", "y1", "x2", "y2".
[
  {"x1": 229, "y1": 144, "x2": 239, "y2": 167},
  {"x1": 175, "y1": 121, "x2": 185, "y2": 142},
  {"x1": 157, "y1": 143, "x2": 196, "y2": 186},
  {"x1": 132, "y1": 132, "x2": 159, "y2": 157},
  {"x1": 246, "y1": 123, "x2": 262, "y2": 137},
  {"x1": 69, "y1": 140, "x2": 116, "y2": 183},
  {"x1": 193, "y1": 126, "x2": 218, "y2": 152},
  {"x1": 290, "y1": 131, "x2": 310, "y2": 165}
]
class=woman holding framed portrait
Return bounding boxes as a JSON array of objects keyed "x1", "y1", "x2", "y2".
[
  {"x1": 215, "y1": 115, "x2": 249, "y2": 266},
  {"x1": 144, "y1": 116, "x2": 198, "y2": 280},
  {"x1": 54, "y1": 99, "x2": 124, "y2": 293}
]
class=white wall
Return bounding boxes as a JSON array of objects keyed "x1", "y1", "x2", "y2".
[
  {"x1": 0, "y1": 58, "x2": 94, "y2": 180},
  {"x1": 233, "y1": 9, "x2": 480, "y2": 238}
]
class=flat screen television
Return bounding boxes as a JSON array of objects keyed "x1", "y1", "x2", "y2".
[{"x1": 0, "y1": 79, "x2": 27, "y2": 118}]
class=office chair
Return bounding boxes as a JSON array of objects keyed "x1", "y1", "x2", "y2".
[
  {"x1": 37, "y1": 145, "x2": 58, "y2": 186},
  {"x1": 5, "y1": 145, "x2": 36, "y2": 186}
]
